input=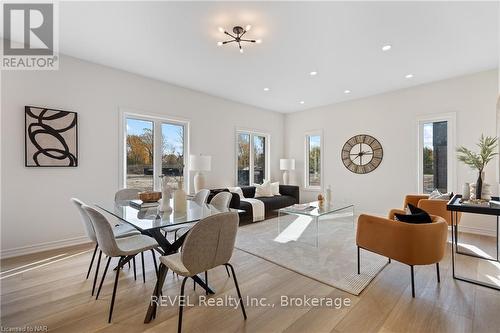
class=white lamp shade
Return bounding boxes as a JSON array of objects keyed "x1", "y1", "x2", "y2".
[
  {"x1": 280, "y1": 158, "x2": 295, "y2": 171},
  {"x1": 189, "y1": 155, "x2": 211, "y2": 171}
]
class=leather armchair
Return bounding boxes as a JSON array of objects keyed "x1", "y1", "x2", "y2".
[
  {"x1": 403, "y1": 194, "x2": 460, "y2": 226},
  {"x1": 356, "y1": 212, "x2": 448, "y2": 297}
]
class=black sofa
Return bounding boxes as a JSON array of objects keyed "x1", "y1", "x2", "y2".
[{"x1": 208, "y1": 185, "x2": 300, "y2": 223}]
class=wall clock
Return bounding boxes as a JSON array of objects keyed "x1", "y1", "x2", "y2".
[{"x1": 341, "y1": 134, "x2": 383, "y2": 174}]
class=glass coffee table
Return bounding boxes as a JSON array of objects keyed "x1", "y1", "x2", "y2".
[{"x1": 277, "y1": 201, "x2": 354, "y2": 247}]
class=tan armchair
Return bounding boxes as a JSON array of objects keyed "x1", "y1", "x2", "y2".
[
  {"x1": 403, "y1": 194, "x2": 460, "y2": 226},
  {"x1": 356, "y1": 212, "x2": 448, "y2": 297}
]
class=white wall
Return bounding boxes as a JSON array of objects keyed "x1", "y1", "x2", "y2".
[
  {"x1": 285, "y1": 70, "x2": 498, "y2": 235},
  {"x1": 0, "y1": 55, "x2": 284, "y2": 257}
]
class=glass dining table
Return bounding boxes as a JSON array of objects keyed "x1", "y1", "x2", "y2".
[
  {"x1": 96, "y1": 198, "x2": 243, "y2": 318},
  {"x1": 97, "y1": 198, "x2": 242, "y2": 255}
]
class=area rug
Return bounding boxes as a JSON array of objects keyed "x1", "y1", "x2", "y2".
[{"x1": 235, "y1": 213, "x2": 388, "y2": 296}]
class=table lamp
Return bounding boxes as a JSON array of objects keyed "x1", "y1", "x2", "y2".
[
  {"x1": 280, "y1": 158, "x2": 295, "y2": 185},
  {"x1": 190, "y1": 154, "x2": 211, "y2": 193}
]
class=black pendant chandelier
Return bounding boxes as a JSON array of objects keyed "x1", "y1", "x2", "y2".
[{"x1": 217, "y1": 25, "x2": 261, "y2": 53}]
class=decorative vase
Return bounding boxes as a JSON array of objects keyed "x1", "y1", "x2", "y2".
[
  {"x1": 475, "y1": 171, "x2": 484, "y2": 200},
  {"x1": 159, "y1": 176, "x2": 172, "y2": 213},
  {"x1": 173, "y1": 181, "x2": 187, "y2": 213},
  {"x1": 325, "y1": 185, "x2": 332, "y2": 204},
  {"x1": 462, "y1": 183, "x2": 470, "y2": 201}
]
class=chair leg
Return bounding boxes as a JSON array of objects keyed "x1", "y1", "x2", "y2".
[
  {"x1": 141, "y1": 252, "x2": 146, "y2": 283},
  {"x1": 151, "y1": 249, "x2": 158, "y2": 278},
  {"x1": 204, "y1": 271, "x2": 209, "y2": 296},
  {"x1": 109, "y1": 256, "x2": 123, "y2": 323},
  {"x1": 410, "y1": 265, "x2": 415, "y2": 298},
  {"x1": 436, "y1": 263, "x2": 440, "y2": 283},
  {"x1": 357, "y1": 246, "x2": 360, "y2": 274},
  {"x1": 178, "y1": 277, "x2": 189, "y2": 333},
  {"x1": 225, "y1": 265, "x2": 231, "y2": 277},
  {"x1": 388, "y1": 258, "x2": 391, "y2": 263},
  {"x1": 226, "y1": 263, "x2": 247, "y2": 320},
  {"x1": 86, "y1": 244, "x2": 98, "y2": 279},
  {"x1": 96, "y1": 256, "x2": 111, "y2": 300},
  {"x1": 133, "y1": 256, "x2": 137, "y2": 281},
  {"x1": 92, "y1": 250, "x2": 102, "y2": 296}
]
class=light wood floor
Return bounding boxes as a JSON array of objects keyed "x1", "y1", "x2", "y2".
[{"x1": 1, "y1": 233, "x2": 499, "y2": 333}]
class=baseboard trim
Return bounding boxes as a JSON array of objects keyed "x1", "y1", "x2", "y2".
[
  {"x1": 1, "y1": 236, "x2": 90, "y2": 259},
  {"x1": 455, "y1": 225, "x2": 497, "y2": 237}
]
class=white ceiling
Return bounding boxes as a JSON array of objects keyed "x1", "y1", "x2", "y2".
[{"x1": 55, "y1": 1, "x2": 498, "y2": 113}]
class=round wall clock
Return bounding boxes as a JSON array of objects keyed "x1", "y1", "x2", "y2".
[{"x1": 341, "y1": 134, "x2": 383, "y2": 174}]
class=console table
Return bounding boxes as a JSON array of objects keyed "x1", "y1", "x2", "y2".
[{"x1": 447, "y1": 194, "x2": 500, "y2": 291}]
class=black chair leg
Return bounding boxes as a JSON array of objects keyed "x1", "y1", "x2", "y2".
[
  {"x1": 96, "y1": 256, "x2": 111, "y2": 300},
  {"x1": 141, "y1": 252, "x2": 146, "y2": 283},
  {"x1": 357, "y1": 246, "x2": 360, "y2": 274},
  {"x1": 436, "y1": 263, "x2": 440, "y2": 283},
  {"x1": 225, "y1": 265, "x2": 231, "y2": 277},
  {"x1": 151, "y1": 250, "x2": 158, "y2": 278},
  {"x1": 92, "y1": 250, "x2": 102, "y2": 296},
  {"x1": 388, "y1": 258, "x2": 391, "y2": 263},
  {"x1": 109, "y1": 256, "x2": 123, "y2": 323},
  {"x1": 410, "y1": 265, "x2": 415, "y2": 298},
  {"x1": 86, "y1": 244, "x2": 98, "y2": 279},
  {"x1": 226, "y1": 263, "x2": 247, "y2": 320},
  {"x1": 133, "y1": 256, "x2": 137, "y2": 281},
  {"x1": 178, "y1": 277, "x2": 188, "y2": 333},
  {"x1": 204, "y1": 271, "x2": 209, "y2": 296}
]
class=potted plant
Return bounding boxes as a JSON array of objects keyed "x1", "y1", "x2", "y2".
[{"x1": 456, "y1": 135, "x2": 498, "y2": 200}]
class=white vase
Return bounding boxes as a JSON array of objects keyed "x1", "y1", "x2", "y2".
[
  {"x1": 462, "y1": 183, "x2": 471, "y2": 200},
  {"x1": 159, "y1": 176, "x2": 172, "y2": 213},
  {"x1": 173, "y1": 182, "x2": 187, "y2": 213}
]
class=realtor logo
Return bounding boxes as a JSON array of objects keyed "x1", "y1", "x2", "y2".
[{"x1": 2, "y1": 2, "x2": 59, "y2": 70}]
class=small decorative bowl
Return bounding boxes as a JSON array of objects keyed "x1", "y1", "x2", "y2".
[{"x1": 138, "y1": 191, "x2": 162, "y2": 203}]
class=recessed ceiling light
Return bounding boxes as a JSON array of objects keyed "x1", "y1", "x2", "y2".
[
  {"x1": 405, "y1": 74, "x2": 414, "y2": 79},
  {"x1": 263, "y1": 87, "x2": 270, "y2": 91},
  {"x1": 309, "y1": 71, "x2": 318, "y2": 76},
  {"x1": 344, "y1": 90, "x2": 351, "y2": 94},
  {"x1": 299, "y1": 101, "x2": 305, "y2": 104},
  {"x1": 382, "y1": 44, "x2": 392, "y2": 51}
]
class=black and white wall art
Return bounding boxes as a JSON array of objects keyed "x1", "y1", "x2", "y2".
[{"x1": 25, "y1": 106, "x2": 78, "y2": 167}]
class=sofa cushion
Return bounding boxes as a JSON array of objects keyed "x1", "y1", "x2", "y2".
[{"x1": 257, "y1": 195, "x2": 297, "y2": 211}]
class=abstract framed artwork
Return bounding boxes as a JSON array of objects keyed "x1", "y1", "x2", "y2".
[{"x1": 25, "y1": 106, "x2": 78, "y2": 167}]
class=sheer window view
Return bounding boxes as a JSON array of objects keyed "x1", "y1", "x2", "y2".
[
  {"x1": 126, "y1": 118, "x2": 185, "y2": 191},
  {"x1": 126, "y1": 118, "x2": 154, "y2": 191},
  {"x1": 422, "y1": 121, "x2": 448, "y2": 193},
  {"x1": 307, "y1": 135, "x2": 321, "y2": 187},
  {"x1": 161, "y1": 123, "x2": 185, "y2": 188},
  {"x1": 237, "y1": 132, "x2": 267, "y2": 186}
]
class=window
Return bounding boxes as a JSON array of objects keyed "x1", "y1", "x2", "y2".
[
  {"x1": 305, "y1": 132, "x2": 322, "y2": 189},
  {"x1": 122, "y1": 112, "x2": 188, "y2": 191},
  {"x1": 418, "y1": 114, "x2": 455, "y2": 193},
  {"x1": 236, "y1": 131, "x2": 269, "y2": 186}
]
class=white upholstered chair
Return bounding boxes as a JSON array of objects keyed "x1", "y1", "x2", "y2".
[
  {"x1": 71, "y1": 198, "x2": 140, "y2": 295},
  {"x1": 192, "y1": 189, "x2": 210, "y2": 205},
  {"x1": 81, "y1": 204, "x2": 159, "y2": 323},
  {"x1": 209, "y1": 191, "x2": 232, "y2": 209},
  {"x1": 148, "y1": 212, "x2": 245, "y2": 332},
  {"x1": 114, "y1": 188, "x2": 141, "y2": 202}
]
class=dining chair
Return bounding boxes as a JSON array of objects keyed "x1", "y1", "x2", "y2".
[
  {"x1": 81, "y1": 204, "x2": 159, "y2": 323},
  {"x1": 148, "y1": 212, "x2": 246, "y2": 333},
  {"x1": 114, "y1": 188, "x2": 141, "y2": 202},
  {"x1": 209, "y1": 191, "x2": 232, "y2": 209},
  {"x1": 192, "y1": 189, "x2": 210, "y2": 205},
  {"x1": 71, "y1": 198, "x2": 140, "y2": 295}
]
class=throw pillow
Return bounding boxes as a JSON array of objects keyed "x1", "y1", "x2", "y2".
[
  {"x1": 395, "y1": 212, "x2": 432, "y2": 224},
  {"x1": 395, "y1": 204, "x2": 432, "y2": 224},
  {"x1": 270, "y1": 182, "x2": 281, "y2": 196},
  {"x1": 254, "y1": 181, "x2": 273, "y2": 197},
  {"x1": 428, "y1": 189, "x2": 442, "y2": 199},
  {"x1": 228, "y1": 186, "x2": 245, "y2": 199}
]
